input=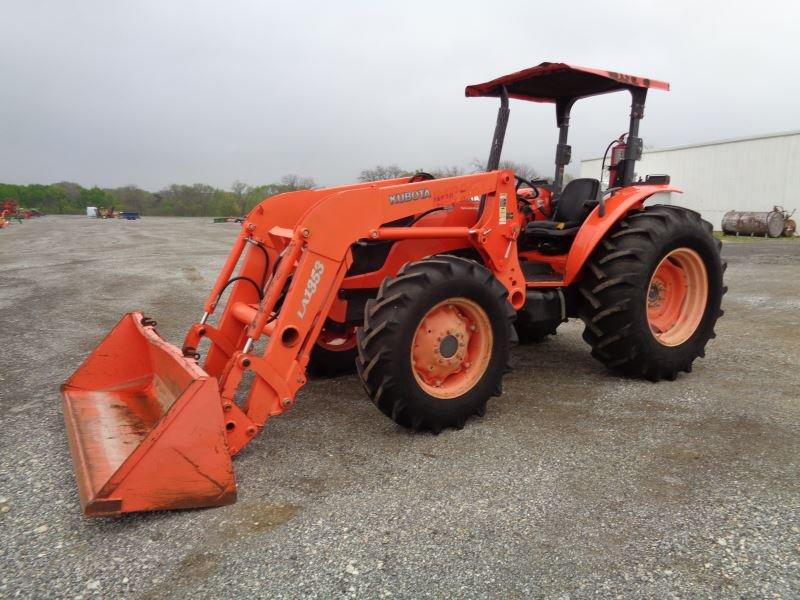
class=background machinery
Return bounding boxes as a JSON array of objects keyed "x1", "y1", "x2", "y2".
[
  {"x1": 62, "y1": 62, "x2": 726, "y2": 516},
  {"x1": 722, "y1": 206, "x2": 796, "y2": 237}
]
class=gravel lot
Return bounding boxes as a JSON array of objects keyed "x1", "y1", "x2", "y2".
[{"x1": 1, "y1": 216, "x2": 798, "y2": 598}]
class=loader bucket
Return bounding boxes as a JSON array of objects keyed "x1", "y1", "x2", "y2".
[{"x1": 61, "y1": 312, "x2": 236, "y2": 516}]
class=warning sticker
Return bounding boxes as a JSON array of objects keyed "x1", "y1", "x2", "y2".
[{"x1": 499, "y1": 193, "x2": 508, "y2": 225}]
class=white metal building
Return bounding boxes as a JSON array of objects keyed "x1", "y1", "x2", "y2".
[{"x1": 579, "y1": 131, "x2": 800, "y2": 229}]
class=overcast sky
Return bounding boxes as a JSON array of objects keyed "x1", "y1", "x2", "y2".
[{"x1": 1, "y1": 0, "x2": 798, "y2": 191}]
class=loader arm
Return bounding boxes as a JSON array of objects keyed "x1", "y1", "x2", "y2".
[
  {"x1": 61, "y1": 171, "x2": 520, "y2": 516},
  {"x1": 193, "y1": 170, "x2": 523, "y2": 454},
  {"x1": 188, "y1": 177, "x2": 411, "y2": 378}
]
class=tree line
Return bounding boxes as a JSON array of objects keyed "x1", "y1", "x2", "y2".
[
  {"x1": 0, "y1": 175, "x2": 316, "y2": 217},
  {"x1": 0, "y1": 160, "x2": 546, "y2": 217}
]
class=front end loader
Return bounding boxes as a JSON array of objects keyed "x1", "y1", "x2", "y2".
[{"x1": 62, "y1": 62, "x2": 726, "y2": 516}]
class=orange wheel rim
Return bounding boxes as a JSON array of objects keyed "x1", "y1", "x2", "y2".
[
  {"x1": 411, "y1": 298, "x2": 493, "y2": 400},
  {"x1": 317, "y1": 325, "x2": 357, "y2": 352},
  {"x1": 647, "y1": 247, "x2": 708, "y2": 347}
]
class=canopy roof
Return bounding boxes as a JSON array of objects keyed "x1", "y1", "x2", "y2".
[{"x1": 465, "y1": 62, "x2": 669, "y2": 103}]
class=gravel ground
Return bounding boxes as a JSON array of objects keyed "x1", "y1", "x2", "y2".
[{"x1": 1, "y1": 216, "x2": 798, "y2": 598}]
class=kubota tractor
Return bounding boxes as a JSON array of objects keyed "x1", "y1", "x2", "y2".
[{"x1": 62, "y1": 62, "x2": 725, "y2": 516}]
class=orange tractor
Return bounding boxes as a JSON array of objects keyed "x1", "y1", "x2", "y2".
[{"x1": 62, "y1": 62, "x2": 725, "y2": 516}]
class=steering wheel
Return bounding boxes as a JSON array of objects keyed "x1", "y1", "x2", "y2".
[
  {"x1": 409, "y1": 171, "x2": 435, "y2": 183},
  {"x1": 515, "y1": 175, "x2": 540, "y2": 198}
]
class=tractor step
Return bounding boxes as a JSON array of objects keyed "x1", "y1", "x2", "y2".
[{"x1": 521, "y1": 261, "x2": 562, "y2": 282}]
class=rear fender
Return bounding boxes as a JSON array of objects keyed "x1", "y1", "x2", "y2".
[{"x1": 563, "y1": 185, "x2": 681, "y2": 285}]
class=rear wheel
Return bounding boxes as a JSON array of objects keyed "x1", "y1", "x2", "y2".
[
  {"x1": 578, "y1": 205, "x2": 726, "y2": 381},
  {"x1": 356, "y1": 255, "x2": 514, "y2": 432}
]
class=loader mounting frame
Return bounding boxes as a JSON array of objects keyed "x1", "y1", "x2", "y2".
[{"x1": 182, "y1": 170, "x2": 524, "y2": 455}]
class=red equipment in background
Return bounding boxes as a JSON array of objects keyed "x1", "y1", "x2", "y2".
[
  {"x1": 1, "y1": 199, "x2": 44, "y2": 219},
  {"x1": 3, "y1": 199, "x2": 18, "y2": 215}
]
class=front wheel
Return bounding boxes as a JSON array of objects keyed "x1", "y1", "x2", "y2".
[
  {"x1": 356, "y1": 255, "x2": 514, "y2": 432},
  {"x1": 578, "y1": 205, "x2": 726, "y2": 381}
]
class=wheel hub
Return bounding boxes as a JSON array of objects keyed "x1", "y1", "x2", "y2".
[
  {"x1": 413, "y1": 304, "x2": 470, "y2": 384},
  {"x1": 439, "y1": 334, "x2": 459, "y2": 358},
  {"x1": 648, "y1": 281, "x2": 665, "y2": 306},
  {"x1": 646, "y1": 247, "x2": 709, "y2": 347},
  {"x1": 411, "y1": 298, "x2": 492, "y2": 399}
]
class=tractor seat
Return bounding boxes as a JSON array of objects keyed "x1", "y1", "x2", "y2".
[{"x1": 524, "y1": 178, "x2": 600, "y2": 238}]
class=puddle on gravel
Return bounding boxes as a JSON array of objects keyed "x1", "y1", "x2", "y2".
[
  {"x1": 175, "y1": 551, "x2": 221, "y2": 580},
  {"x1": 219, "y1": 502, "x2": 300, "y2": 541},
  {"x1": 140, "y1": 503, "x2": 300, "y2": 598},
  {"x1": 140, "y1": 552, "x2": 222, "y2": 599}
]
